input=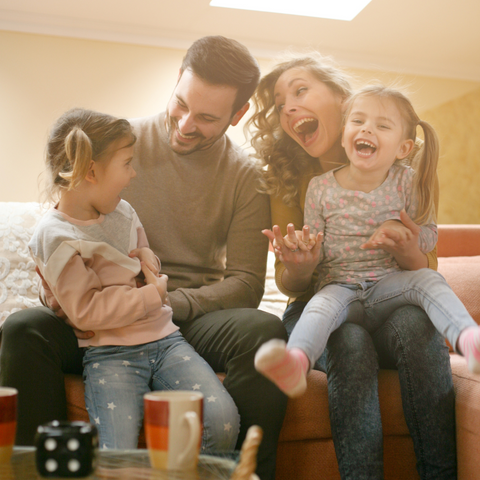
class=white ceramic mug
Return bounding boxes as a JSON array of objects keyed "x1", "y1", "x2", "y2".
[{"x1": 143, "y1": 391, "x2": 203, "y2": 471}]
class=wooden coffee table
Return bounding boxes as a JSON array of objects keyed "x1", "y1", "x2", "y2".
[{"x1": 1, "y1": 447, "x2": 237, "y2": 479}]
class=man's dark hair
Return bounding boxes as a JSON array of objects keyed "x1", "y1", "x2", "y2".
[{"x1": 180, "y1": 36, "x2": 261, "y2": 115}]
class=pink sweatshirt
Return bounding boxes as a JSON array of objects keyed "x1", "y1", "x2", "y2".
[{"x1": 28, "y1": 200, "x2": 178, "y2": 347}]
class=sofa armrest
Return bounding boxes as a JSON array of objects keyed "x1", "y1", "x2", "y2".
[
  {"x1": 451, "y1": 354, "x2": 480, "y2": 479},
  {"x1": 437, "y1": 225, "x2": 480, "y2": 258}
]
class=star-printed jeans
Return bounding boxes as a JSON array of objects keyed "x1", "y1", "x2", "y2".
[{"x1": 83, "y1": 331, "x2": 239, "y2": 452}]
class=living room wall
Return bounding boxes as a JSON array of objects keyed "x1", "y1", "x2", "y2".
[
  {"x1": 1, "y1": 30, "x2": 479, "y2": 223},
  {"x1": 421, "y1": 87, "x2": 480, "y2": 224}
]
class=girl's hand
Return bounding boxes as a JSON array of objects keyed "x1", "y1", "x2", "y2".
[
  {"x1": 262, "y1": 224, "x2": 323, "y2": 292},
  {"x1": 141, "y1": 262, "x2": 169, "y2": 305},
  {"x1": 360, "y1": 210, "x2": 427, "y2": 270},
  {"x1": 361, "y1": 220, "x2": 412, "y2": 253},
  {"x1": 129, "y1": 248, "x2": 159, "y2": 276}
]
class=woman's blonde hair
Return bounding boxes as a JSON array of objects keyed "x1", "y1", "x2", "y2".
[
  {"x1": 43, "y1": 108, "x2": 136, "y2": 203},
  {"x1": 345, "y1": 85, "x2": 439, "y2": 224},
  {"x1": 247, "y1": 52, "x2": 353, "y2": 207}
]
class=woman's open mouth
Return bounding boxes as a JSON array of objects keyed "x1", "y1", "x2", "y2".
[
  {"x1": 293, "y1": 117, "x2": 318, "y2": 145},
  {"x1": 354, "y1": 139, "x2": 377, "y2": 157}
]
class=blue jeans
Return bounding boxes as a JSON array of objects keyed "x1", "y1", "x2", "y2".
[
  {"x1": 284, "y1": 301, "x2": 457, "y2": 480},
  {"x1": 83, "y1": 331, "x2": 239, "y2": 452},
  {"x1": 1, "y1": 307, "x2": 286, "y2": 480},
  {"x1": 290, "y1": 269, "x2": 474, "y2": 368}
]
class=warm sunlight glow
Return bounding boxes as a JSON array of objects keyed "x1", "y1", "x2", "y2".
[{"x1": 209, "y1": 0, "x2": 373, "y2": 21}]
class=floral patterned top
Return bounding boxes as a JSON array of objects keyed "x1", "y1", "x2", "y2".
[{"x1": 304, "y1": 164, "x2": 437, "y2": 290}]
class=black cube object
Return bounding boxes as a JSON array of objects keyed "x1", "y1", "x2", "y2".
[{"x1": 35, "y1": 421, "x2": 98, "y2": 477}]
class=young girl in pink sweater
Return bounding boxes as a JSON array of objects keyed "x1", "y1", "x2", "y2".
[{"x1": 29, "y1": 108, "x2": 239, "y2": 451}]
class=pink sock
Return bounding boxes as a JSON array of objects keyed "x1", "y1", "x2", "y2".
[
  {"x1": 458, "y1": 326, "x2": 480, "y2": 374},
  {"x1": 254, "y1": 340, "x2": 309, "y2": 398}
]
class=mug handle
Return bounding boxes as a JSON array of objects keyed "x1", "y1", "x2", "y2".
[{"x1": 177, "y1": 411, "x2": 200, "y2": 465}]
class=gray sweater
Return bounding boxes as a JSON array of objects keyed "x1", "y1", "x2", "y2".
[{"x1": 122, "y1": 112, "x2": 271, "y2": 322}]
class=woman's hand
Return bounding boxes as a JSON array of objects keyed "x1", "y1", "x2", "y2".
[
  {"x1": 262, "y1": 223, "x2": 323, "y2": 292},
  {"x1": 360, "y1": 209, "x2": 428, "y2": 270}
]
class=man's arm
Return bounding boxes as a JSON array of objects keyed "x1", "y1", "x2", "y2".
[{"x1": 168, "y1": 169, "x2": 271, "y2": 322}]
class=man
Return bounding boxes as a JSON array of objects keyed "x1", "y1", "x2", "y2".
[{"x1": 0, "y1": 36, "x2": 288, "y2": 480}]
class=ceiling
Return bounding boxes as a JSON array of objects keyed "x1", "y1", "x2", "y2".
[{"x1": 1, "y1": 0, "x2": 480, "y2": 81}]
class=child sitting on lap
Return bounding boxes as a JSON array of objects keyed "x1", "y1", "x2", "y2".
[{"x1": 255, "y1": 85, "x2": 480, "y2": 397}]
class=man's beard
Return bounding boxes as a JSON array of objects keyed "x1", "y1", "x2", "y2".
[{"x1": 164, "y1": 111, "x2": 229, "y2": 155}]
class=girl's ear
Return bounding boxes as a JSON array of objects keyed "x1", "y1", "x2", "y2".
[
  {"x1": 397, "y1": 139, "x2": 415, "y2": 160},
  {"x1": 84, "y1": 160, "x2": 97, "y2": 184},
  {"x1": 341, "y1": 126, "x2": 346, "y2": 148}
]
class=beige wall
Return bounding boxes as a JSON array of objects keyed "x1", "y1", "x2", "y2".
[
  {"x1": 421, "y1": 87, "x2": 480, "y2": 224},
  {"x1": 1, "y1": 30, "x2": 479, "y2": 223}
]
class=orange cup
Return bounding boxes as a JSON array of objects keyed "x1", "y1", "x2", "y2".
[
  {"x1": 144, "y1": 391, "x2": 203, "y2": 471},
  {"x1": 0, "y1": 388, "x2": 17, "y2": 463}
]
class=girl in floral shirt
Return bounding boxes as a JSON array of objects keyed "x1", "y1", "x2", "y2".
[{"x1": 255, "y1": 85, "x2": 480, "y2": 397}]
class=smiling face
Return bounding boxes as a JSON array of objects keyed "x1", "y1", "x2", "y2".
[
  {"x1": 273, "y1": 67, "x2": 345, "y2": 158},
  {"x1": 165, "y1": 69, "x2": 248, "y2": 155},
  {"x1": 342, "y1": 95, "x2": 414, "y2": 178}
]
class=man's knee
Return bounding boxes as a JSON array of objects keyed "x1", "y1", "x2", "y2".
[
  {"x1": 2, "y1": 307, "x2": 53, "y2": 340},
  {"x1": 233, "y1": 308, "x2": 287, "y2": 344}
]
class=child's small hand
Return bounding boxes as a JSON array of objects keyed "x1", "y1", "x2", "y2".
[
  {"x1": 361, "y1": 210, "x2": 421, "y2": 257},
  {"x1": 129, "y1": 248, "x2": 160, "y2": 276},
  {"x1": 141, "y1": 262, "x2": 169, "y2": 305},
  {"x1": 361, "y1": 221, "x2": 410, "y2": 250}
]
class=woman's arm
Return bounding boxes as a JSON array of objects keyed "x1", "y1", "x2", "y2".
[{"x1": 269, "y1": 193, "x2": 322, "y2": 296}]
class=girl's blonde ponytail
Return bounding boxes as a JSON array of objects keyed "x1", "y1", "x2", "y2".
[
  {"x1": 412, "y1": 120, "x2": 439, "y2": 224},
  {"x1": 60, "y1": 127, "x2": 93, "y2": 190}
]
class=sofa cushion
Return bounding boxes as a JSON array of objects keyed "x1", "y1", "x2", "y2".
[
  {"x1": 438, "y1": 256, "x2": 480, "y2": 324},
  {"x1": 0, "y1": 202, "x2": 45, "y2": 327}
]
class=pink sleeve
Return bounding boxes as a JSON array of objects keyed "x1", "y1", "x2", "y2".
[{"x1": 52, "y1": 253, "x2": 163, "y2": 331}]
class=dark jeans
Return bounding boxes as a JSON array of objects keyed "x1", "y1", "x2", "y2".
[
  {"x1": 284, "y1": 302, "x2": 457, "y2": 480},
  {"x1": 0, "y1": 306, "x2": 288, "y2": 480}
]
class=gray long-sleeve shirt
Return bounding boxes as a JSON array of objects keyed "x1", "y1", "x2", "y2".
[{"x1": 122, "y1": 112, "x2": 271, "y2": 322}]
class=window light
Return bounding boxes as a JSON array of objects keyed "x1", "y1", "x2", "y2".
[{"x1": 210, "y1": 0, "x2": 372, "y2": 21}]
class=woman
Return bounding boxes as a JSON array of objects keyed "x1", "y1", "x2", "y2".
[{"x1": 247, "y1": 53, "x2": 456, "y2": 479}]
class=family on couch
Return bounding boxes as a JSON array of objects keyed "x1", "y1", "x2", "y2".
[{"x1": 0, "y1": 35, "x2": 464, "y2": 479}]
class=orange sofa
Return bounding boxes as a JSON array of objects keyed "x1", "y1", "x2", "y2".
[
  {"x1": 0, "y1": 204, "x2": 478, "y2": 479},
  {"x1": 274, "y1": 225, "x2": 480, "y2": 480}
]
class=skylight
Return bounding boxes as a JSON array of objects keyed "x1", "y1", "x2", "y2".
[{"x1": 209, "y1": 0, "x2": 372, "y2": 21}]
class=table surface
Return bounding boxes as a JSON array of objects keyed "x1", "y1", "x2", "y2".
[{"x1": 0, "y1": 448, "x2": 237, "y2": 480}]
